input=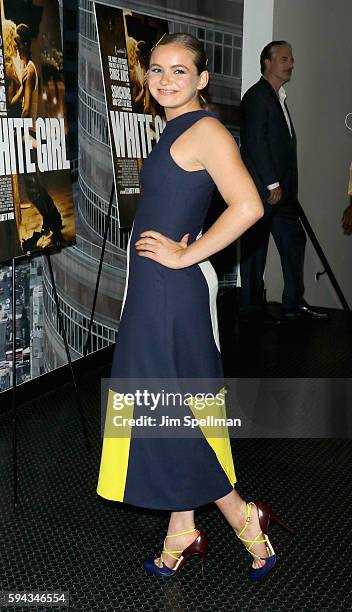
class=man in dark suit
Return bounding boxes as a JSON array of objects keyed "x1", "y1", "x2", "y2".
[{"x1": 239, "y1": 40, "x2": 328, "y2": 321}]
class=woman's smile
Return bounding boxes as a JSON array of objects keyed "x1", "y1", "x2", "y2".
[{"x1": 158, "y1": 89, "x2": 178, "y2": 95}]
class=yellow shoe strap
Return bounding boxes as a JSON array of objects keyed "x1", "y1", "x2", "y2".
[
  {"x1": 161, "y1": 528, "x2": 197, "y2": 563},
  {"x1": 236, "y1": 501, "x2": 253, "y2": 538},
  {"x1": 166, "y1": 528, "x2": 197, "y2": 538},
  {"x1": 236, "y1": 502, "x2": 265, "y2": 560},
  {"x1": 244, "y1": 533, "x2": 267, "y2": 559},
  {"x1": 161, "y1": 546, "x2": 183, "y2": 562}
]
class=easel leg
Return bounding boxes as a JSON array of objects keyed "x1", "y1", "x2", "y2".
[
  {"x1": 296, "y1": 200, "x2": 350, "y2": 310},
  {"x1": 12, "y1": 258, "x2": 18, "y2": 509},
  {"x1": 83, "y1": 181, "x2": 115, "y2": 358},
  {"x1": 45, "y1": 253, "x2": 91, "y2": 451}
]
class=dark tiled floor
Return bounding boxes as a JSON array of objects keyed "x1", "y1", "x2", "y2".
[{"x1": 218, "y1": 289, "x2": 352, "y2": 377}]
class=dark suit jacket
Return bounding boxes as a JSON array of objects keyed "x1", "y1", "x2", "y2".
[{"x1": 240, "y1": 77, "x2": 298, "y2": 205}]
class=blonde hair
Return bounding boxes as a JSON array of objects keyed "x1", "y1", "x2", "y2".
[{"x1": 2, "y1": 19, "x2": 18, "y2": 63}]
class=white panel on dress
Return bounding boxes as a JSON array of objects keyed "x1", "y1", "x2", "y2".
[
  {"x1": 120, "y1": 225, "x2": 133, "y2": 318},
  {"x1": 195, "y1": 232, "x2": 220, "y2": 352},
  {"x1": 198, "y1": 259, "x2": 221, "y2": 353}
]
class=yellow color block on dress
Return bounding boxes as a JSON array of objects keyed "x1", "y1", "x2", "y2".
[
  {"x1": 187, "y1": 388, "x2": 236, "y2": 487},
  {"x1": 97, "y1": 389, "x2": 134, "y2": 502}
]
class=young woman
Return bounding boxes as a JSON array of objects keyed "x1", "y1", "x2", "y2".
[
  {"x1": 15, "y1": 23, "x2": 64, "y2": 246},
  {"x1": 3, "y1": 19, "x2": 27, "y2": 115},
  {"x1": 97, "y1": 33, "x2": 293, "y2": 582},
  {"x1": 1, "y1": 19, "x2": 24, "y2": 260}
]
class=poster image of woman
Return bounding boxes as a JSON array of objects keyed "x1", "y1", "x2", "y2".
[{"x1": 0, "y1": 0, "x2": 76, "y2": 261}]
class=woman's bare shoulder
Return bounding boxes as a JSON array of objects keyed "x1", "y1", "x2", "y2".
[
  {"x1": 193, "y1": 115, "x2": 234, "y2": 141},
  {"x1": 191, "y1": 115, "x2": 237, "y2": 154}
]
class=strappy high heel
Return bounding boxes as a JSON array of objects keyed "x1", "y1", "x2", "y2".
[
  {"x1": 236, "y1": 501, "x2": 294, "y2": 583},
  {"x1": 143, "y1": 528, "x2": 208, "y2": 577}
]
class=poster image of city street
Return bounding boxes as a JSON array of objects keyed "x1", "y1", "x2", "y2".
[
  {"x1": 0, "y1": 0, "x2": 76, "y2": 263},
  {"x1": 0, "y1": 259, "x2": 45, "y2": 392}
]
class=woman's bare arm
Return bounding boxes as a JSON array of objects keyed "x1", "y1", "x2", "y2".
[
  {"x1": 21, "y1": 64, "x2": 35, "y2": 119},
  {"x1": 135, "y1": 116, "x2": 264, "y2": 268},
  {"x1": 9, "y1": 81, "x2": 23, "y2": 106},
  {"x1": 7, "y1": 66, "x2": 27, "y2": 107},
  {"x1": 181, "y1": 116, "x2": 263, "y2": 264}
]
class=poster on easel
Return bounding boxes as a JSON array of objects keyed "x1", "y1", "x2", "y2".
[
  {"x1": 0, "y1": 0, "x2": 76, "y2": 264},
  {"x1": 94, "y1": 3, "x2": 168, "y2": 228}
]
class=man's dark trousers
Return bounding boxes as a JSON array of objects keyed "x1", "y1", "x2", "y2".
[
  {"x1": 239, "y1": 76, "x2": 306, "y2": 312},
  {"x1": 240, "y1": 197, "x2": 306, "y2": 311}
]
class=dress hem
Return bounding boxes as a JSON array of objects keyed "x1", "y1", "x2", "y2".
[{"x1": 96, "y1": 482, "x2": 236, "y2": 512}]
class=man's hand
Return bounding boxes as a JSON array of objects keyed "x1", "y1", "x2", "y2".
[
  {"x1": 267, "y1": 186, "x2": 283, "y2": 205},
  {"x1": 342, "y1": 203, "x2": 352, "y2": 235}
]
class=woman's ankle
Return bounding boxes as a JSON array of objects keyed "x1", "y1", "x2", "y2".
[
  {"x1": 167, "y1": 511, "x2": 195, "y2": 536},
  {"x1": 232, "y1": 499, "x2": 248, "y2": 532},
  {"x1": 167, "y1": 523, "x2": 196, "y2": 536},
  {"x1": 155, "y1": 527, "x2": 198, "y2": 569}
]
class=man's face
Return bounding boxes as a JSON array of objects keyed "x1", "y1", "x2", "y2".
[{"x1": 265, "y1": 46, "x2": 294, "y2": 84}]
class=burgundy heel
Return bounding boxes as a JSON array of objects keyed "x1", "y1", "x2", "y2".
[
  {"x1": 270, "y1": 510, "x2": 295, "y2": 534},
  {"x1": 176, "y1": 528, "x2": 208, "y2": 576},
  {"x1": 200, "y1": 551, "x2": 206, "y2": 577},
  {"x1": 255, "y1": 500, "x2": 295, "y2": 535}
]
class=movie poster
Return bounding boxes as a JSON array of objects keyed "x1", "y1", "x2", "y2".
[
  {"x1": 94, "y1": 3, "x2": 168, "y2": 228},
  {"x1": 0, "y1": 0, "x2": 76, "y2": 264}
]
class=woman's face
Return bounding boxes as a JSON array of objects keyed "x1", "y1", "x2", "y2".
[{"x1": 147, "y1": 44, "x2": 208, "y2": 113}]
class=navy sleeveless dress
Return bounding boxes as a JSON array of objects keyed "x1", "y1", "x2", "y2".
[{"x1": 97, "y1": 109, "x2": 236, "y2": 510}]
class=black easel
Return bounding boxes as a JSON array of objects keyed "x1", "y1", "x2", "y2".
[
  {"x1": 83, "y1": 181, "x2": 116, "y2": 358},
  {"x1": 83, "y1": 181, "x2": 132, "y2": 358},
  {"x1": 11, "y1": 248, "x2": 91, "y2": 508},
  {"x1": 296, "y1": 200, "x2": 350, "y2": 310},
  {"x1": 45, "y1": 252, "x2": 91, "y2": 452},
  {"x1": 11, "y1": 257, "x2": 18, "y2": 508}
]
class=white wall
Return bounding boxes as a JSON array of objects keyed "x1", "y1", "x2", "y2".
[
  {"x1": 241, "y1": 0, "x2": 274, "y2": 95},
  {"x1": 242, "y1": 0, "x2": 352, "y2": 308}
]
